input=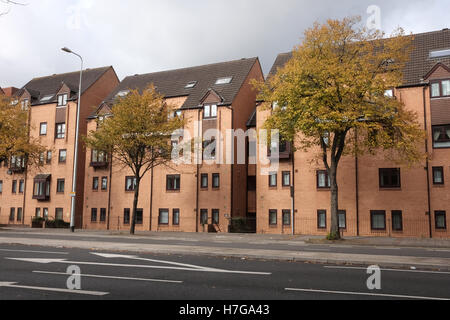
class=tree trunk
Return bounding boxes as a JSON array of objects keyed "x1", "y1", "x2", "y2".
[
  {"x1": 130, "y1": 176, "x2": 141, "y2": 235},
  {"x1": 329, "y1": 162, "x2": 341, "y2": 240}
]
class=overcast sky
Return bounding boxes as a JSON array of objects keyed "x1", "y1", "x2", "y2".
[{"x1": 0, "y1": 0, "x2": 448, "y2": 88}]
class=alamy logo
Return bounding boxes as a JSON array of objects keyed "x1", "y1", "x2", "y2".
[
  {"x1": 366, "y1": 5, "x2": 382, "y2": 31},
  {"x1": 66, "y1": 265, "x2": 82, "y2": 290},
  {"x1": 366, "y1": 265, "x2": 382, "y2": 290}
]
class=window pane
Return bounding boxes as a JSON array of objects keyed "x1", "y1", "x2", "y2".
[
  {"x1": 434, "y1": 168, "x2": 444, "y2": 184},
  {"x1": 431, "y1": 83, "x2": 440, "y2": 97},
  {"x1": 211, "y1": 105, "x2": 217, "y2": 117},
  {"x1": 371, "y1": 211, "x2": 386, "y2": 230},
  {"x1": 338, "y1": 211, "x2": 346, "y2": 229},
  {"x1": 159, "y1": 210, "x2": 169, "y2": 225},
  {"x1": 204, "y1": 105, "x2": 210, "y2": 118},
  {"x1": 392, "y1": 211, "x2": 403, "y2": 231},
  {"x1": 269, "y1": 210, "x2": 277, "y2": 225},
  {"x1": 212, "y1": 210, "x2": 220, "y2": 225},
  {"x1": 318, "y1": 211, "x2": 327, "y2": 228},
  {"x1": 173, "y1": 209, "x2": 180, "y2": 225},
  {"x1": 442, "y1": 80, "x2": 450, "y2": 96},
  {"x1": 213, "y1": 174, "x2": 220, "y2": 188}
]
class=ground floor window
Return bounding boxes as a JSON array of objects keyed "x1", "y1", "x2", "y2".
[
  {"x1": 159, "y1": 209, "x2": 169, "y2": 225},
  {"x1": 212, "y1": 209, "x2": 220, "y2": 225},
  {"x1": 173, "y1": 209, "x2": 180, "y2": 226},
  {"x1": 124, "y1": 209, "x2": 130, "y2": 225},
  {"x1": 282, "y1": 210, "x2": 291, "y2": 226},
  {"x1": 9, "y1": 208, "x2": 15, "y2": 222},
  {"x1": 55, "y1": 208, "x2": 64, "y2": 221},
  {"x1": 17, "y1": 208, "x2": 23, "y2": 222},
  {"x1": 317, "y1": 210, "x2": 327, "y2": 229},
  {"x1": 200, "y1": 209, "x2": 208, "y2": 225},
  {"x1": 100, "y1": 208, "x2": 107, "y2": 222},
  {"x1": 91, "y1": 208, "x2": 97, "y2": 222},
  {"x1": 392, "y1": 211, "x2": 403, "y2": 231},
  {"x1": 435, "y1": 211, "x2": 447, "y2": 230},
  {"x1": 269, "y1": 210, "x2": 277, "y2": 226},
  {"x1": 338, "y1": 210, "x2": 347, "y2": 230},
  {"x1": 371, "y1": 211, "x2": 386, "y2": 231},
  {"x1": 136, "y1": 209, "x2": 143, "y2": 225}
]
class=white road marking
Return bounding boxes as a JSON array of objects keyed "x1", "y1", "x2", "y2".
[
  {"x1": 33, "y1": 271, "x2": 183, "y2": 284},
  {"x1": 324, "y1": 266, "x2": 450, "y2": 275},
  {"x1": 285, "y1": 288, "x2": 450, "y2": 300},
  {"x1": 91, "y1": 253, "x2": 209, "y2": 270},
  {"x1": 0, "y1": 282, "x2": 108, "y2": 296},
  {"x1": 7, "y1": 258, "x2": 271, "y2": 275},
  {"x1": 427, "y1": 249, "x2": 450, "y2": 253},
  {"x1": 374, "y1": 247, "x2": 401, "y2": 250},
  {"x1": 0, "y1": 249, "x2": 68, "y2": 255}
]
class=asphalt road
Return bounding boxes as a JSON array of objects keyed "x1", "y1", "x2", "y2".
[
  {"x1": 1, "y1": 230, "x2": 450, "y2": 259},
  {"x1": 0, "y1": 244, "x2": 449, "y2": 301}
]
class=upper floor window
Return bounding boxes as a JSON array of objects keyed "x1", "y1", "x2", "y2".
[
  {"x1": 203, "y1": 138, "x2": 216, "y2": 160},
  {"x1": 21, "y1": 99, "x2": 29, "y2": 110},
  {"x1": 433, "y1": 125, "x2": 450, "y2": 148},
  {"x1": 167, "y1": 175, "x2": 181, "y2": 191},
  {"x1": 317, "y1": 170, "x2": 331, "y2": 189},
  {"x1": 40, "y1": 123, "x2": 47, "y2": 136},
  {"x1": 379, "y1": 168, "x2": 401, "y2": 189},
  {"x1": 269, "y1": 172, "x2": 277, "y2": 188},
  {"x1": 56, "y1": 123, "x2": 66, "y2": 139},
  {"x1": 433, "y1": 167, "x2": 445, "y2": 185},
  {"x1": 430, "y1": 79, "x2": 450, "y2": 98},
  {"x1": 59, "y1": 150, "x2": 67, "y2": 163},
  {"x1": 92, "y1": 150, "x2": 108, "y2": 164},
  {"x1": 57, "y1": 94, "x2": 68, "y2": 107},
  {"x1": 203, "y1": 104, "x2": 217, "y2": 119},
  {"x1": 212, "y1": 173, "x2": 220, "y2": 189},
  {"x1": 125, "y1": 176, "x2": 137, "y2": 192}
]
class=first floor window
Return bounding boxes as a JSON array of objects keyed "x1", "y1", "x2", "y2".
[
  {"x1": 282, "y1": 172, "x2": 291, "y2": 187},
  {"x1": 159, "y1": 209, "x2": 170, "y2": 225},
  {"x1": 91, "y1": 208, "x2": 98, "y2": 222},
  {"x1": 282, "y1": 210, "x2": 291, "y2": 226},
  {"x1": 55, "y1": 208, "x2": 64, "y2": 221},
  {"x1": 12, "y1": 180, "x2": 17, "y2": 194},
  {"x1": 56, "y1": 123, "x2": 66, "y2": 139},
  {"x1": 124, "y1": 209, "x2": 130, "y2": 225},
  {"x1": 317, "y1": 171, "x2": 331, "y2": 189},
  {"x1": 201, "y1": 174, "x2": 208, "y2": 189},
  {"x1": 125, "y1": 177, "x2": 136, "y2": 192},
  {"x1": 318, "y1": 210, "x2": 327, "y2": 229},
  {"x1": 433, "y1": 125, "x2": 450, "y2": 148},
  {"x1": 167, "y1": 175, "x2": 181, "y2": 191},
  {"x1": 212, "y1": 209, "x2": 220, "y2": 225},
  {"x1": 212, "y1": 174, "x2": 220, "y2": 189},
  {"x1": 392, "y1": 211, "x2": 403, "y2": 231},
  {"x1": 33, "y1": 178, "x2": 51, "y2": 200},
  {"x1": 101, "y1": 177, "x2": 108, "y2": 191},
  {"x1": 269, "y1": 173, "x2": 277, "y2": 187},
  {"x1": 200, "y1": 209, "x2": 208, "y2": 225},
  {"x1": 379, "y1": 168, "x2": 401, "y2": 188},
  {"x1": 57, "y1": 179, "x2": 65, "y2": 193},
  {"x1": 40, "y1": 122, "x2": 47, "y2": 136},
  {"x1": 46, "y1": 151, "x2": 52, "y2": 164},
  {"x1": 100, "y1": 208, "x2": 107, "y2": 222},
  {"x1": 435, "y1": 211, "x2": 447, "y2": 230},
  {"x1": 173, "y1": 209, "x2": 180, "y2": 226},
  {"x1": 93, "y1": 177, "x2": 99, "y2": 190},
  {"x1": 269, "y1": 210, "x2": 277, "y2": 226},
  {"x1": 59, "y1": 150, "x2": 67, "y2": 163},
  {"x1": 338, "y1": 210, "x2": 347, "y2": 229},
  {"x1": 371, "y1": 211, "x2": 386, "y2": 230},
  {"x1": 433, "y1": 167, "x2": 444, "y2": 185}
]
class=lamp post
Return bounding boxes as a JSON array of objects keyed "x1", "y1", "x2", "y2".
[{"x1": 61, "y1": 47, "x2": 83, "y2": 233}]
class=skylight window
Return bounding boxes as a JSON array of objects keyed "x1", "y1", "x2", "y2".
[
  {"x1": 215, "y1": 77, "x2": 233, "y2": 85},
  {"x1": 40, "y1": 95, "x2": 54, "y2": 103},
  {"x1": 185, "y1": 81, "x2": 197, "y2": 89},
  {"x1": 115, "y1": 90, "x2": 130, "y2": 98},
  {"x1": 430, "y1": 49, "x2": 450, "y2": 58}
]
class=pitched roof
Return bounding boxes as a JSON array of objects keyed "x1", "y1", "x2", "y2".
[
  {"x1": 104, "y1": 58, "x2": 259, "y2": 110},
  {"x1": 22, "y1": 66, "x2": 113, "y2": 106},
  {"x1": 268, "y1": 29, "x2": 450, "y2": 86}
]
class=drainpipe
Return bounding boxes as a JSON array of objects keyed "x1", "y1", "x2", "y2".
[
  {"x1": 149, "y1": 165, "x2": 154, "y2": 232},
  {"x1": 355, "y1": 130, "x2": 360, "y2": 236},
  {"x1": 423, "y1": 86, "x2": 432, "y2": 239},
  {"x1": 195, "y1": 109, "x2": 200, "y2": 233},
  {"x1": 106, "y1": 154, "x2": 113, "y2": 231},
  {"x1": 291, "y1": 150, "x2": 295, "y2": 235}
]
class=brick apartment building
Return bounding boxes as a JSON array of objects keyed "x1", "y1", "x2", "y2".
[
  {"x1": 255, "y1": 29, "x2": 450, "y2": 238},
  {"x1": 83, "y1": 58, "x2": 264, "y2": 232},
  {"x1": 0, "y1": 67, "x2": 120, "y2": 227}
]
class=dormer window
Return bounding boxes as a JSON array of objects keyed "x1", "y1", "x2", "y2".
[
  {"x1": 185, "y1": 81, "x2": 197, "y2": 89},
  {"x1": 430, "y1": 49, "x2": 450, "y2": 59},
  {"x1": 21, "y1": 99, "x2": 29, "y2": 110},
  {"x1": 57, "y1": 94, "x2": 68, "y2": 107},
  {"x1": 215, "y1": 77, "x2": 232, "y2": 85},
  {"x1": 203, "y1": 104, "x2": 217, "y2": 119},
  {"x1": 430, "y1": 79, "x2": 450, "y2": 98},
  {"x1": 384, "y1": 89, "x2": 394, "y2": 98}
]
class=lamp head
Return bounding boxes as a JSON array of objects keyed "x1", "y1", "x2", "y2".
[{"x1": 61, "y1": 47, "x2": 72, "y2": 53}]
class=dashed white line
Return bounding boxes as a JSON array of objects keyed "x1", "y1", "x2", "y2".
[
  {"x1": 0, "y1": 249, "x2": 68, "y2": 255},
  {"x1": 33, "y1": 271, "x2": 183, "y2": 284},
  {"x1": 324, "y1": 266, "x2": 450, "y2": 275},
  {"x1": 0, "y1": 282, "x2": 108, "y2": 296}
]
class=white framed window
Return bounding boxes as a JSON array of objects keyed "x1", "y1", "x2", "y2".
[
  {"x1": 57, "y1": 94, "x2": 68, "y2": 107},
  {"x1": 215, "y1": 77, "x2": 232, "y2": 85},
  {"x1": 185, "y1": 81, "x2": 197, "y2": 89},
  {"x1": 40, "y1": 123, "x2": 47, "y2": 136}
]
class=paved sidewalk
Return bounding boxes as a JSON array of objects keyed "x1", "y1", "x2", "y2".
[{"x1": 1, "y1": 227, "x2": 450, "y2": 271}]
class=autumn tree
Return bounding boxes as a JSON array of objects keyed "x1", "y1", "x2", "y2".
[
  {"x1": 0, "y1": 95, "x2": 46, "y2": 168},
  {"x1": 254, "y1": 17, "x2": 424, "y2": 240},
  {"x1": 85, "y1": 85, "x2": 184, "y2": 235}
]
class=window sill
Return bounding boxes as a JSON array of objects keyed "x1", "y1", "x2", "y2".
[{"x1": 379, "y1": 188, "x2": 402, "y2": 191}]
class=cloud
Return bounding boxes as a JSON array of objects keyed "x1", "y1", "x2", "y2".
[{"x1": 0, "y1": 0, "x2": 448, "y2": 88}]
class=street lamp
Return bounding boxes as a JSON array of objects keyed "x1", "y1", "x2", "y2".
[{"x1": 61, "y1": 47, "x2": 83, "y2": 233}]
